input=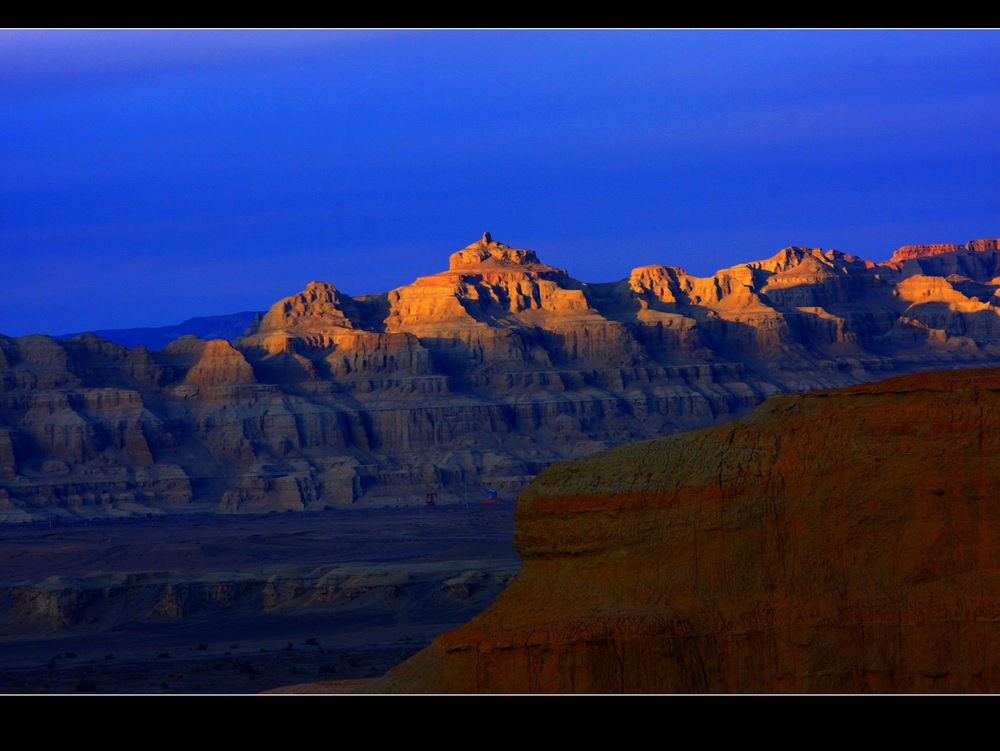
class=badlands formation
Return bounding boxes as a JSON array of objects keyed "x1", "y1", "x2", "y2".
[
  {"x1": 370, "y1": 367, "x2": 1000, "y2": 693},
  {"x1": 2, "y1": 234, "x2": 1000, "y2": 519}
]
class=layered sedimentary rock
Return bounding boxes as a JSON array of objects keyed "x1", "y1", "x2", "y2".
[
  {"x1": 0, "y1": 562, "x2": 517, "y2": 635},
  {"x1": 370, "y1": 368, "x2": 1000, "y2": 693},
  {"x1": 2, "y1": 233, "x2": 1000, "y2": 519}
]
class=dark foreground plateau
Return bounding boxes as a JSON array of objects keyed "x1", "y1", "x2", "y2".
[
  {"x1": 0, "y1": 503, "x2": 518, "y2": 694},
  {"x1": 369, "y1": 368, "x2": 1000, "y2": 693}
]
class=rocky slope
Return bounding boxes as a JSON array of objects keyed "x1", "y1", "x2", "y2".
[
  {"x1": 2, "y1": 233, "x2": 1000, "y2": 519},
  {"x1": 368, "y1": 367, "x2": 1000, "y2": 693}
]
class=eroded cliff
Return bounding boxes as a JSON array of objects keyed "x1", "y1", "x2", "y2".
[
  {"x1": 369, "y1": 367, "x2": 1000, "y2": 693},
  {"x1": 3, "y1": 233, "x2": 1000, "y2": 519}
]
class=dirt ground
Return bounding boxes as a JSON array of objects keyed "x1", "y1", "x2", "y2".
[{"x1": 0, "y1": 503, "x2": 519, "y2": 694}]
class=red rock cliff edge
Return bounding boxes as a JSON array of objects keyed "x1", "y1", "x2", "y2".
[{"x1": 368, "y1": 367, "x2": 1000, "y2": 693}]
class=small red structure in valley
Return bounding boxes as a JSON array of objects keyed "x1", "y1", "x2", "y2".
[{"x1": 481, "y1": 489, "x2": 504, "y2": 504}]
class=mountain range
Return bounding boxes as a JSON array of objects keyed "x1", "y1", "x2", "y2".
[
  {"x1": 56, "y1": 312, "x2": 262, "y2": 352},
  {"x1": 2, "y1": 232, "x2": 999, "y2": 521}
]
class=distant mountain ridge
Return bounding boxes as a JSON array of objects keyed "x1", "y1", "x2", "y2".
[
  {"x1": 1, "y1": 232, "x2": 999, "y2": 521},
  {"x1": 45, "y1": 237, "x2": 1000, "y2": 352},
  {"x1": 56, "y1": 311, "x2": 263, "y2": 351}
]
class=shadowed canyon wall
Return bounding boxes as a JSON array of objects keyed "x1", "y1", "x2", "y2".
[
  {"x1": 3, "y1": 233, "x2": 1000, "y2": 519},
  {"x1": 369, "y1": 368, "x2": 1000, "y2": 693}
]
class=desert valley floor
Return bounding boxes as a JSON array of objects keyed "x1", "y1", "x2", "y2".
[{"x1": 0, "y1": 503, "x2": 518, "y2": 694}]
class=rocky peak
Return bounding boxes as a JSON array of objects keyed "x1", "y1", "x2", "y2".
[
  {"x1": 256, "y1": 281, "x2": 359, "y2": 334},
  {"x1": 969, "y1": 238, "x2": 1000, "y2": 252},
  {"x1": 448, "y1": 233, "x2": 545, "y2": 270},
  {"x1": 887, "y1": 243, "x2": 968, "y2": 264},
  {"x1": 751, "y1": 246, "x2": 832, "y2": 273},
  {"x1": 180, "y1": 339, "x2": 256, "y2": 391},
  {"x1": 885, "y1": 239, "x2": 1000, "y2": 266}
]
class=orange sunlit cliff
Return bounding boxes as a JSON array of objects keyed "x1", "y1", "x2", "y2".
[
  {"x1": 369, "y1": 367, "x2": 1000, "y2": 693},
  {"x1": 2, "y1": 233, "x2": 1000, "y2": 519}
]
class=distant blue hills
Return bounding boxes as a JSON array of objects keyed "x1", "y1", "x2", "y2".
[{"x1": 56, "y1": 311, "x2": 262, "y2": 351}]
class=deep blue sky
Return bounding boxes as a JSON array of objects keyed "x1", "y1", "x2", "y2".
[{"x1": 2, "y1": 29, "x2": 998, "y2": 337}]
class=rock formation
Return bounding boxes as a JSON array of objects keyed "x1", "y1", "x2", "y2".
[
  {"x1": 369, "y1": 367, "x2": 1000, "y2": 693},
  {"x1": 2, "y1": 234, "x2": 1000, "y2": 519}
]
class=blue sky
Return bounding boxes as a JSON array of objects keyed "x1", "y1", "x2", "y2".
[{"x1": 1, "y1": 29, "x2": 998, "y2": 337}]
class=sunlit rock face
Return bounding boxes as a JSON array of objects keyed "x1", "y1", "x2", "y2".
[
  {"x1": 1, "y1": 235, "x2": 999, "y2": 519},
  {"x1": 369, "y1": 368, "x2": 1000, "y2": 694}
]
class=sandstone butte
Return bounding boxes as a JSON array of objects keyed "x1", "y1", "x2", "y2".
[
  {"x1": 2, "y1": 233, "x2": 1000, "y2": 520},
  {"x1": 367, "y1": 367, "x2": 1000, "y2": 694}
]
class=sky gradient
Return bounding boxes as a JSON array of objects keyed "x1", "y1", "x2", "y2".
[{"x1": 2, "y1": 29, "x2": 998, "y2": 338}]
